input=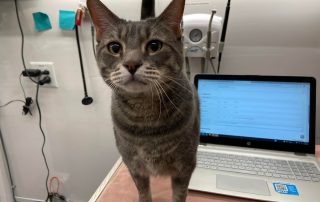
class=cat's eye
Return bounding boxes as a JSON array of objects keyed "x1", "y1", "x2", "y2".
[
  {"x1": 147, "y1": 40, "x2": 162, "y2": 53},
  {"x1": 108, "y1": 42, "x2": 122, "y2": 55}
]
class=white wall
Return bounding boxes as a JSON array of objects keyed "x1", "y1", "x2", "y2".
[
  {"x1": 0, "y1": 0, "x2": 319, "y2": 202},
  {"x1": 0, "y1": 139, "x2": 14, "y2": 202},
  {"x1": 0, "y1": 0, "x2": 120, "y2": 201}
]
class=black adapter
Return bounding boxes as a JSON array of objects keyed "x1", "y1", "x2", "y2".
[
  {"x1": 22, "y1": 69, "x2": 50, "y2": 77},
  {"x1": 39, "y1": 76, "x2": 51, "y2": 85},
  {"x1": 22, "y1": 69, "x2": 41, "y2": 77},
  {"x1": 23, "y1": 97, "x2": 33, "y2": 115},
  {"x1": 42, "y1": 70, "x2": 50, "y2": 75}
]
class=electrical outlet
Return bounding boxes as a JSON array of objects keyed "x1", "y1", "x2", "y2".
[{"x1": 30, "y1": 62, "x2": 59, "y2": 88}]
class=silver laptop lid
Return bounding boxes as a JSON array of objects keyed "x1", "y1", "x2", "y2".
[{"x1": 194, "y1": 74, "x2": 316, "y2": 154}]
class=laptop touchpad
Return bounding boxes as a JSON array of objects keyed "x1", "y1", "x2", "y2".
[{"x1": 216, "y1": 174, "x2": 270, "y2": 196}]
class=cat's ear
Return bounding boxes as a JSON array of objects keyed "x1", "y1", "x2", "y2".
[
  {"x1": 157, "y1": 0, "x2": 185, "y2": 37},
  {"x1": 87, "y1": 0, "x2": 121, "y2": 42}
]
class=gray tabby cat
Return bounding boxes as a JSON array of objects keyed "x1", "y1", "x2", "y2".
[{"x1": 87, "y1": 0, "x2": 199, "y2": 201}]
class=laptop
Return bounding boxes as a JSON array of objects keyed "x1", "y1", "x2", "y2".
[{"x1": 189, "y1": 74, "x2": 320, "y2": 202}]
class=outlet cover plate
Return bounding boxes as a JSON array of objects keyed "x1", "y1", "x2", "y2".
[{"x1": 30, "y1": 62, "x2": 58, "y2": 88}]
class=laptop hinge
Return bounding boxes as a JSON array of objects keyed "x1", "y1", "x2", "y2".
[{"x1": 294, "y1": 152, "x2": 307, "y2": 156}]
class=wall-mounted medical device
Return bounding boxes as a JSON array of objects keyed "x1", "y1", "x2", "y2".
[
  {"x1": 183, "y1": 11, "x2": 222, "y2": 77},
  {"x1": 182, "y1": 0, "x2": 232, "y2": 76},
  {"x1": 183, "y1": 13, "x2": 222, "y2": 59}
]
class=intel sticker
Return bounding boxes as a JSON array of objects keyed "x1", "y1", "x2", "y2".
[{"x1": 273, "y1": 182, "x2": 299, "y2": 196}]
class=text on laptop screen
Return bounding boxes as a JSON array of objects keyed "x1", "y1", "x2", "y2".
[{"x1": 198, "y1": 80, "x2": 310, "y2": 144}]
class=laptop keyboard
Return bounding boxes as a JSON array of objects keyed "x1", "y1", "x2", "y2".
[{"x1": 197, "y1": 151, "x2": 320, "y2": 182}]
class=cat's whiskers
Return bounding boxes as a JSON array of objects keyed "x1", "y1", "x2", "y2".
[
  {"x1": 160, "y1": 75, "x2": 186, "y2": 81},
  {"x1": 145, "y1": 78, "x2": 164, "y2": 121},
  {"x1": 154, "y1": 80, "x2": 183, "y2": 115},
  {"x1": 145, "y1": 70, "x2": 184, "y2": 117},
  {"x1": 103, "y1": 77, "x2": 121, "y2": 94},
  {"x1": 150, "y1": 84, "x2": 154, "y2": 124},
  {"x1": 152, "y1": 80, "x2": 170, "y2": 118},
  {"x1": 105, "y1": 81, "x2": 117, "y2": 92},
  {"x1": 143, "y1": 68, "x2": 161, "y2": 80},
  {"x1": 161, "y1": 75, "x2": 193, "y2": 95},
  {"x1": 157, "y1": 79, "x2": 186, "y2": 101},
  {"x1": 110, "y1": 75, "x2": 122, "y2": 83},
  {"x1": 151, "y1": 80, "x2": 162, "y2": 121},
  {"x1": 109, "y1": 67, "x2": 123, "y2": 83},
  {"x1": 143, "y1": 74, "x2": 162, "y2": 122},
  {"x1": 144, "y1": 68, "x2": 191, "y2": 102}
]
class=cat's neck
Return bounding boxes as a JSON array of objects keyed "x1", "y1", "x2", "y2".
[
  {"x1": 112, "y1": 84, "x2": 189, "y2": 119},
  {"x1": 112, "y1": 92, "x2": 161, "y2": 122},
  {"x1": 113, "y1": 91, "x2": 159, "y2": 112},
  {"x1": 114, "y1": 92, "x2": 151, "y2": 104}
]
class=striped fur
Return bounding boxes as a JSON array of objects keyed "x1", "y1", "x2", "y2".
[{"x1": 87, "y1": 0, "x2": 199, "y2": 201}]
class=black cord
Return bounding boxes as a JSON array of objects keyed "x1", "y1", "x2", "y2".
[
  {"x1": 20, "y1": 73, "x2": 34, "y2": 115},
  {"x1": 0, "y1": 100, "x2": 25, "y2": 108},
  {"x1": 13, "y1": 0, "x2": 38, "y2": 84},
  {"x1": 35, "y1": 83, "x2": 50, "y2": 201},
  {"x1": 19, "y1": 73, "x2": 27, "y2": 99},
  {"x1": 12, "y1": 2, "x2": 51, "y2": 197},
  {"x1": 13, "y1": 0, "x2": 26, "y2": 70},
  {"x1": 217, "y1": 0, "x2": 231, "y2": 74},
  {"x1": 91, "y1": 25, "x2": 96, "y2": 57},
  {"x1": 217, "y1": 55, "x2": 222, "y2": 74}
]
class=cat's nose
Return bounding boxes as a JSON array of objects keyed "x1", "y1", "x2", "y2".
[{"x1": 124, "y1": 61, "x2": 142, "y2": 75}]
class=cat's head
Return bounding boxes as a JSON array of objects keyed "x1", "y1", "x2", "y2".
[{"x1": 87, "y1": 0, "x2": 186, "y2": 96}]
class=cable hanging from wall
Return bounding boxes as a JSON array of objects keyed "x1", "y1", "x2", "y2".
[
  {"x1": 13, "y1": 0, "x2": 52, "y2": 201},
  {"x1": 217, "y1": 0, "x2": 231, "y2": 74}
]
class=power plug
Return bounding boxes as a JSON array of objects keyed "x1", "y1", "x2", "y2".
[
  {"x1": 39, "y1": 76, "x2": 51, "y2": 85},
  {"x1": 22, "y1": 69, "x2": 41, "y2": 77},
  {"x1": 29, "y1": 62, "x2": 59, "y2": 88},
  {"x1": 22, "y1": 69, "x2": 50, "y2": 77}
]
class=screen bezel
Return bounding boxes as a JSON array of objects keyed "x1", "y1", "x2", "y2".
[{"x1": 194, "y1": 74, "x2": 316, "y2": 154}]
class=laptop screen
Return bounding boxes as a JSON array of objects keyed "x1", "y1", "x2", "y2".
[{"x1": 195, "y1": 75, "x2": 316, "y2": 154}]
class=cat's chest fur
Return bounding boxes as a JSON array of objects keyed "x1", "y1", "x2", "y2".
[
  {"x1": 111, "y1": 90, "x2": 197, "y2": 176},
  {"x1": 116, "y1": 132, "x2": 184, "y2": 176},
  {"x1": 134, "y1": 141, "x2": 180, "y2": 176}
]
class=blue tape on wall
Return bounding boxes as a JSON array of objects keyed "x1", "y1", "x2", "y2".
[
  {"x1": 59, "y1": 10, "x2": 76, "y2": 30},
  {"x1": 32, "y1": 12, "x2": 52, "y2": 32}
]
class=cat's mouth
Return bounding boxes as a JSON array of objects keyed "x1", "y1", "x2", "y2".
[
  {"x1": 125, "y1": 75, "x2": 147, "y2": 85},
  {"x1": 119, "y1": 76, "x2": 149, "y2": 93}
]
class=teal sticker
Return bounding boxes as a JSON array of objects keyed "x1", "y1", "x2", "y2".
[
  {"x1": 59, "y1": 10, "x2": 76, "y2": 30},
  {"x1": 273, "y1": 182, "x2": 299, "y2": 196},
  {"x1": 32, "y1": 12, "x2": 52, "y2": 32}
]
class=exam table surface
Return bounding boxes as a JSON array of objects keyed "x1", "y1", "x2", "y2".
[{"x1": 92, "y1": 145, "x2": 320, "y2": 202}]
